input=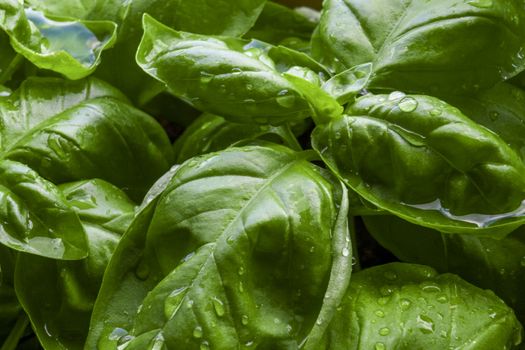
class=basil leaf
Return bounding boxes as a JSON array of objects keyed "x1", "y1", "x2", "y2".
[
  {"x1": 324, "y1": 263, "x2": 523, "y2": 349},
  {"x1": 313, "y1": 92, "x2": 525, "y2": 236},
  {"x1": 87, "y1": 144, "x2": 352, "y2": 350},
  {"x1": 364, "y1": 215, "x2": 525, "y2": 327},
  {"x1": 246, "y1": 2, "x2": 318, "y2": 45},
  {"x1": 15, "y1": 179, "x2": 135, "y2": 350},
  {"x1": 313, "y1": 0, "x2": 525, "y2": 94},
  {"x1": 137, "y1": 15, "x2": 328, "y2": 125},
  {"x1": 173, "y1": 113, "x2": 302, "y2": 163},
  {"x1": 0, "y1": 244, "x2": 20, "y2": 343},
  {"x1": 1, "y1": 77, "x2": 173, "y2": 202},
  {"x1": 0, "y1": 0, "x2": 117, "y2": 79}
]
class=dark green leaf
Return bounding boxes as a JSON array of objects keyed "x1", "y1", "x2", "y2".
[
  {"x1": 364, "y1": 215, "x2": 525, "y2": 327},
  {"x1": 87, "y1": 144, "x2": 352, "y2": 350},
  {"x1": 313, "y1": 93, "x2": 525, "y2": 236},
  {"x1": 15, "y1": 179, "x2": 135, "y2": 350},
  {"x1": 312, "y1": 0, "x2": 525, "y2": 94},
  {"x1": 324, "y1": 263, "x2": 523, "y2": 349}
]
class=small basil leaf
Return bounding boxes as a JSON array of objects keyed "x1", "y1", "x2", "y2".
[
  {"x1": 173, "y1": 113, "x2": 302, "y2": 163},
  {"x1": 245, "y1": 2, "x2": 318, "y2": 45},
  {"x1": 364, "y1": 215, "x2": 525, "y2": 327},
  {"x1": 15, "y1": 179, "x2": 135, "y2": 350},
  {"x1": 0, "y1": 1, "x2": 117, "y2": 79},
  {"x1": 324, "y1": 263, "x2": 523, "y2": 349},
  {"x1": 137, "y1": 14, "x2": 326, "y2": 125},
  {"x1": 87, "y1": 144, "x2": 352, "y2": 350},
  {"x1": 313, "y1": 93, "x2": 525, "y2": 236},
  {"x1": 322, "y1": 63, "x2": 373, "y2": 105},
  {"x1": 313, "y1": 0, "x2": 525, "y2": 95},
  {"x1": 0, "y1": 160, "x2": 86, "y2": 260}
]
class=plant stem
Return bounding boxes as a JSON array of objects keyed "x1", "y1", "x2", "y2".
[{"x1": 0, "y1": 313, "x2": 29, "y2": 350}]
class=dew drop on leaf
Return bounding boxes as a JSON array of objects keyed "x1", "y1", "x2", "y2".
[
  {"x1": 379, "y1": 327, "x2": 390, "y2": 336},
  {"x1": 211, "y1": 297, "x2": 225, "y2": 317},
  {"x1": 375, "y1": 342, "x2": 386, "y2": 350},
  {"x1": 193, "y1": 326, "x2": 203, "y2": 339},
  {"x1": 398, "y1": 97, "x2": 418, "y2": 112}
]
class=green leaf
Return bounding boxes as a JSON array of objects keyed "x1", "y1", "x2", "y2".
[
  {"x1": 0, "y1": 160, "x2": 86, "y2": 260},
  {"x1": 173, "y1": 113, "x2": 302, "y2": 163},
  {"x1": 15, "y1": 179, "x2": 135, "y2": 350},
  {"x1": 0, "y1": 1, "x2": 117, "y2": 79},
  {"x1": 245, "y1": 2, "x2": 318, "y2": 45},
  {"x1": 312, "y1": 0, "x2": 525, "y2": 94},
  {"x1": 312, "y1": 92, "x2": 525, "y2": 236},
  {"x1": 87, "y1": 144, "x2": 352, "y2": 350},
  {"x1": 1, "y1": 77, "x2": 174, "y2": 202},
  {"x1": 364, "y1": 215, "x2": 525, "y2": 327},
  {"x1": 322, "y1": 63, "x2": 372, "y2": 105},
  {"x1": 324, "y1": 263, "x2": 523, "y2": 349},
  {"x1": 444, "y1": 83, "x2": 525, "y2": 161},
  {"x1": 137, "y1": 14, "x2": 328, "y2": 125},
  {"x1": 0, "y1": 245, "x2": 20, "y2": 343},
  {"x1": 0, "y1": 32, "x2": 22, "y2": 86},
  {"x1": 27, "y1": 0, "x2": 268, "y2": 99}
]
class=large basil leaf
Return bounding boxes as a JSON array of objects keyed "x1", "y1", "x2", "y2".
[
  {"x1": 364, "y1": 215, "x2": 525, "y2": 327},
  {"x1": 87, "y1": 144, "x2": 352, "y2": 350},
  {"x1": 173, "y1": 113, "x2": 302, "y2": 163},
  {"x1": 313, "y1": 92, "x2": 525, "y2": 236},
  {"x1": 312, "y1": 0, "x2": 525, "y2": 95},
  {"x1": 137, "y1": 15, "x2": 329, "y2": 125},
  {"x1": 0, "y1": 77, "x2": 172, "y2": 258},
  {"x1": 0, "y1": 0, "x2": 117, "y2": 79},
  {"x1": 323, "y1": 263, "x2": 523, "y2": 349},
  {"x1": 26, "y1": 0, "x2": 267, "y2": 99},
  {"x1": 15, "y1": 179, "x2": 135, "y2": 350}
]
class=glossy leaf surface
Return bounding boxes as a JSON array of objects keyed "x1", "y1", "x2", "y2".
[
  {"x1": 364, "y1": 215, "x2": 525, "y2": 327},
  {"x1": 137, "y1": 15, "x2": 328, "y2": 124},
  {"x1": 313, "y1": 93, "x2": 525, "y2": 236},
  {"x1": 312, "y1": 0, "x2": 525, "y2": 94},
  {"x1": 0, "y1": 0, "x2": 117, "y2": 79},
  {"x1": 87, "y1": 144, "x2": 352, "y2": 350},
  {"x1": 324, "y1": 263, "x2": 523, "y2": 349},
  {"x1": 15, "y1": 179, "x2": 135, "y2": 350}
]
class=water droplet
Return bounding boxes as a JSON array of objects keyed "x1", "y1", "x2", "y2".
[
  {"x1": 226, "y1": 236, "x2": 235, "y2": 245},
  {"x1": 342, "y1": 247, "x2": 350, "y2": 257},
  {"x1": 149, "y1": 333, "x2": 165, "y2": 350},
  {"x1": 520, "y1": 256, "x2": 525, "y2": 267},
  {"x1": 164, "y1": 286, "x2": 188, "y2": 319},
  {"x1": 212, "y1": 297, "x2": 225, "y2": 317},
  {"x1": 375, "y1": 310, "x2": 385, "y2": 318},
  {"x1": 467, "y1": 0, "x2": 492, "y2": 8},
  {"x1": 241, "y1": 315, "x2": 249, "y2": 326},
  {"x1": 399, "y1": 298, "x2": 412, "y2": 310},
  {"x1": 398, "y1": 97, "x2": 418, "y2": 112},
  {"x1": 200, "y1": 341, "x2": 210, "y2": 350},
  {"x1": 383, "y1": 271, "x2": 397, "y2": 281},
  {"x1": 375, "y1": 342, "x2": 386, "y2": 350},
  {"x1": 420, "y1": 282, "x2": 441, "y2": 293},
  {"x1": 437, "y1": 295, "x2": 448, "y2": 304},
  {"x1": 316, "y1": 319, "x2": 323, "y2": 325},
  {"x1": 276, "y1": 91, "x2": 296, "y2": 108},
  {"x1": 489, "y1": 111, "x2": 499, "y2": 121},
  {"x1": 429, "y1": 108, "x2": 442, "y2": 116},
  {"x1": 238, "y1": 267, "x2": 245, "y2": 276},
  {"x1": 238, "y1": 281, "x2": 244, "y2": 293},
  {"x1": 231, "y1": 67, "x2": 243, "y2": 74},
  {"x1": 193, "y1": 326, "x2": 203, "y2": 339},
  {"x1": 245, "y1": 341, "x2": 254, "y2": 347},
  {"x1": 379, "y1": 327, "x2": 390, "y2": 336},
  {"x1": 310, "y1": 246, "x2": 316, "y2": 253},
  {"x1": 380, "y1": 286, "x2": 394, "y2": 296},
  {"x1": 416, "y1": 315, "x2": 435, "y2": 334},
  {"x1": 388, "y1": 91, "x2": 406, "y2": 101}
]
